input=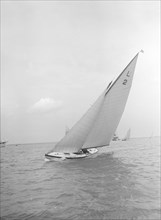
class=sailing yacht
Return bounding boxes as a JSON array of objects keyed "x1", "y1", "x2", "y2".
[
  {"x1": 45, "y1": 51, "x2": 142, "y2": 161},
  {"x1": 122, "y1": 128, "x2": 131, "y2": 141}
]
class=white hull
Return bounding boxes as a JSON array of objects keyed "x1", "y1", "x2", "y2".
[{"x1": 45, "y1": 148, "x2": 98, "y2": 161}]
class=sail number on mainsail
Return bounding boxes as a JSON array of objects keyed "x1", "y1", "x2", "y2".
[{"x1": 122, "y1": 71, "x2": 130, "y2": 85}]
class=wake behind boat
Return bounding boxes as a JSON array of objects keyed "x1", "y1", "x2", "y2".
[{"x1": 45, "y1": 51, "x2": 143, "y2": 161}]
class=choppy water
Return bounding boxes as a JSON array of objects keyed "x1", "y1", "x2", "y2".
[{"x1": 0, "y1": 137, "x2": 160, "y2": 220}]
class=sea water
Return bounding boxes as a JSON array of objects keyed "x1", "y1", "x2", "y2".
[{"x1": 0, "y1": 137, "x2": 160, "y2": 220}]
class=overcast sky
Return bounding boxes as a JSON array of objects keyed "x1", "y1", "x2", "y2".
[{"x1": 1, "y1": 1, "x2": 160, "y2": 144}]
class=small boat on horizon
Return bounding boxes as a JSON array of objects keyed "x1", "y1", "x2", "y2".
[
  {"x1": 45, "y1": 51, "x2": 143, "y2": 161},
  {"x1": 112, "y1": 133, "x2": 120, "y2": 141},
  {"x1": 122, "y1": 128, "x2": 131, "y2": 141}
]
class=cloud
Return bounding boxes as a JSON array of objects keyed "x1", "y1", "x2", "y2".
[{"x1": 29, "y1": 98, "x2": 63, "y2": 113}]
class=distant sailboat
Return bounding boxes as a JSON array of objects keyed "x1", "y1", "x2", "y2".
[
  {"x1": 122, "y1": 129, "x2": 131, "y2": 141},
  {"x1": 112, "y1": 133, "x2": 120, "y2": 141},
  {"x1": 45, "y1": 51, "x2": 142, "y2": 160}
]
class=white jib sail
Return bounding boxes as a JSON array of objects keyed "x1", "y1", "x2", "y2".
[
  {"x1": 50, "y1": 52, "x2": 140, "y2": 153},
  {"x1": 65, "y1": 126, "x2": 70, "y2": 135},
  {"x1": 53, "y1": 90, "x2": 106, "y2": 153}
]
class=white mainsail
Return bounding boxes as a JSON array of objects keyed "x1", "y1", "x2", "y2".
[
  {"x1": 50, "y1": 52, "x2": 140, "y2": 153},
  {"x1": 126, "y1": 128, "x2": 131, "y2": 140}
]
